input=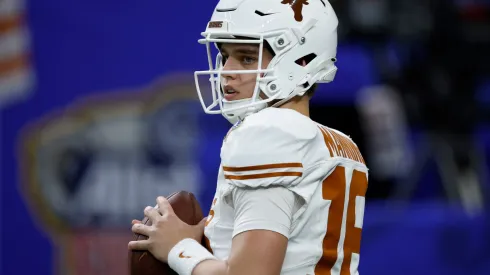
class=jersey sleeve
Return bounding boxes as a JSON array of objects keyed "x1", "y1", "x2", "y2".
[
  {"x1": 220, "y1": 110, "x2": 335, "y2": 214},
  {"x1": 221, "y1": 121, "x2": 309, "y2": 189},
  {"x1": 229, "y1": 186, "x2": 301, "y2": 238}
]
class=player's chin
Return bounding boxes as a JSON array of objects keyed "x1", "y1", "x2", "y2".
[{"x1": 224, "y1": 94, "x2": 245, "y2": 101}]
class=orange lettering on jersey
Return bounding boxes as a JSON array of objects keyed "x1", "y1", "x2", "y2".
[
  {"x1": 343, "y1": 139, "x2": 359, "y2": 162},
  {"x1": 315, "y1": 166, "x2": 368, "y2": 275},
  {"x1": 344, "y1": 137, "x2": 360, "y2": 163},
  {"x1": 340, "y1": 170, "x2": 368, "y2": 273},
  {"x1": 316, "y1": 124, "x2": 368, "y2": 274},
  {"x1": 329, "y1": 130, "x2": 346, "y2": 158},
  {"x1": 357, "y1": 146, "x2": 366, "y2": 164},
  {"x1": 343, "y1": 136, "x2": 357, "y2": 161},
  {"x1": 321, "y1": 127, "x2": 365, "y2": 164},
  {"x1": 315, "y1": 166, "x2": 346, "y2": 274},
  {"x1": 340, "y1": 135, "x2": 358, "y2": 162},
  {"x1": 332, "y1": 130, "x2": 351, "y2": 160},
  {"x1": 318, "y1": 127, "x2": 338, "y2": 157},
  {"x1": 336, "y1": 132, "x2": 353, "y2": 160}
]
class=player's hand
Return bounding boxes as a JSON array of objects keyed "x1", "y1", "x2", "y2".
[{"x1": 128, "y1": 196, "x2": 206, "y2": 263}]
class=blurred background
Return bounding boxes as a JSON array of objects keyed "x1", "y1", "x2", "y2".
[{"x1": 1, "y1": 0, "x2": 490, "y2": 274}]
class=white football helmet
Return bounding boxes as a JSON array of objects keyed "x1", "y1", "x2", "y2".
[{"x1": 195, "y1": 0, "x2": 339, "y2": 124}]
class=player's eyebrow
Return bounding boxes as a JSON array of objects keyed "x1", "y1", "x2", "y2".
[
  {"x1": 221, "y1": 46, "x2": 259, "y2": 56},
  {"x1": 233, "y1": 47, "x2": 259, "y2": 55}
]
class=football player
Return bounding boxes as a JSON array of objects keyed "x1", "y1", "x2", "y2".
[{"x1": 129, "y1": 0, "x2": 369, "y2": 274}]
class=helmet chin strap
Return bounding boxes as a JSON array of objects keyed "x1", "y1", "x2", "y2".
[{"x1": 221, "y1": 97, "x2": 268, "y2": 124}]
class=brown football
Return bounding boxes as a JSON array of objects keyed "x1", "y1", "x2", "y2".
[{"x1": 128, "y1": 191, "x2": 204, "y2": 275}]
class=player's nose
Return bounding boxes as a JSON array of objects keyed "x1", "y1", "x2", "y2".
[{"x1": 221, "y1": 59, "x2": 238, "y2": 80}]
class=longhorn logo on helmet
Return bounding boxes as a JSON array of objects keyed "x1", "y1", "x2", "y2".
[{"x1": 281, "y1": 0, "x2": 309, "y2": 22}]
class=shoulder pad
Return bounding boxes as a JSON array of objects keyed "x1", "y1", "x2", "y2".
[{"x1": 220, "y1": 108, "x2": 317, "y2": 188}]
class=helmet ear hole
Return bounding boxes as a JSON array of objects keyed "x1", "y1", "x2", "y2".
[{"x1": 295, "y1": 53, "x2": 317, "y2": 66}]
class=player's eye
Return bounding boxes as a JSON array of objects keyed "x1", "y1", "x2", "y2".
[{"x1": 242, "y1": 56, "x2": 257, "y2": 65}]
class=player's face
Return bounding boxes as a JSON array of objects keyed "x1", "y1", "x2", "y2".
[{"x1": 220, "y1": 43, "x2": 273, "y2": 101}]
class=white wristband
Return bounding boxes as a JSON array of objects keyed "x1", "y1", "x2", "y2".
[{"x1": 168, "y1": 238, "x2": 216, "y2": 275}]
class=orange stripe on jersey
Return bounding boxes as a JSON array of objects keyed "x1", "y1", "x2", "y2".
[
  {"x1": 224, "y1": 171, "x2": 302, "y2": 180},
  {"x1": 222, "y1": 162, "x2": 303, "y2": 172}
]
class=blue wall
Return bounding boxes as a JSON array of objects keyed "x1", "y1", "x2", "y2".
[{"x1": 1, "y1": 1, "x2": 489, "y2": 275}]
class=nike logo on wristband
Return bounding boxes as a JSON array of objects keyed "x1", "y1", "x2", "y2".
[{"x1": 179, "y1": 252, "x2": 191, "y2": 259}]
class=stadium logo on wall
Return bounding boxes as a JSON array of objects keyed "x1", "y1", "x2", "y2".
[{"x1": 18, "y1": 75, "x2": 202, "y2": 275}]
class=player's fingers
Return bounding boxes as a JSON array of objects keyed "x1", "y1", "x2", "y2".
[
  {"x1": 128, "y1": 240, "x2": 151, "y2": 251},
  {"x1": 144, "y1": 206, "x2": 161, "y2": 222},
  {"x1": 132, "y1": 223, "x2": 151, "y2": 236},
  {"x1": 156, "y1": 196, "x2": 174, "y2": 215},
  {"x1": 131, "y1": 219, "x2": 142, "y2": 225}
]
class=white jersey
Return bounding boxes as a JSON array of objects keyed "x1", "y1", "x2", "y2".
[{"x1": 203, "y1": 108, "x2": 369, "y2": 275}]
